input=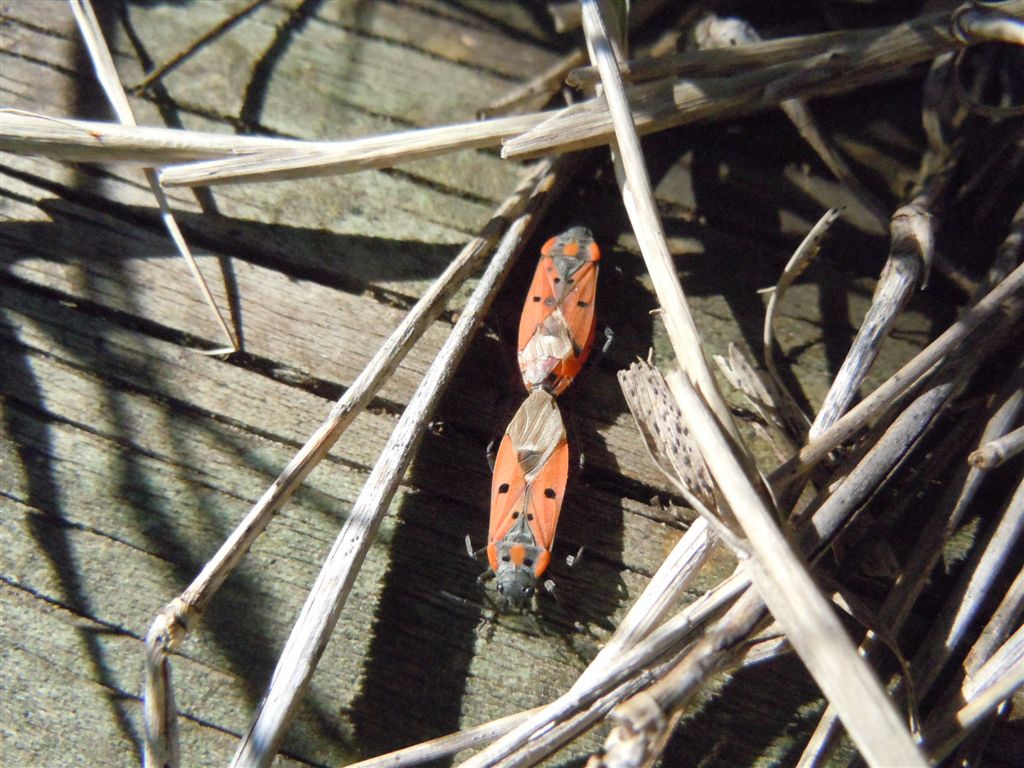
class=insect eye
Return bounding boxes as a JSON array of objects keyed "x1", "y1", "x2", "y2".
[
  {"x1": 498, "y1": 483, "x2": 510, "y2": 494},
  {"x1": 544, "y1": 488, "x2": 556, "y2": 499},
  {"x1": 524, "y1": 558, "x2": 533, "y2": 567},
  {"x1": 525, "y1": 587, "x2": 534, "y2": 596},
  {"x1": 501, "y1": 554, "x2": 511, "y2": 562},
  {"x1": 498, "y1": 584, "x2": 506, "y2": 593}
]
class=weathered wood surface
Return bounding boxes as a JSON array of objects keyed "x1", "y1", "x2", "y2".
[{"x1": 2, "y1": 2, "x2": 1017, "y2": 768}]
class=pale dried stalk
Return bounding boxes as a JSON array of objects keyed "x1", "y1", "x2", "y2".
[
  {"x1": 926, "y1": 616, "x2": 1024, "y2": 759},
  {"x1": 343, "y1": 708, "x2": 539, "y2": 768},
  {"x1": 141, "y1": 159, "x2": 557, "y2": 768},
  {"x1": 596, "y1": 588, "x2": 768, "y2": 768},
  {"x1": 964, "y1": 567, "x2": 1024, "y2": 677},
  {"x1": 580, "y1": 0, "x2": 740, "y2": 443},
  {"x1": 0, "y1": 109, "x2": 302, "y2": 163},
  {"x1": 773, "y1": 261, "x2": 1024, "y2": 482},
  {"x1": 479, "y1": 49, "x2": 587, "y2": 119},
  {"x1": 161, "y1": 113, "x2": 546, "y2": 187},
  {"x1": 67, "y1": 0, "x2": 237, "y2": 352},
  {"x1": 911, "y1": 475, "x2": 1024, "y2": 703},
  {"x1": 969, "y1": 423, "x2": 1024, "y2": 468},
  {"x1": 953, "y1": 3, "x2": 1024, "y2": 45},
  {"x1": 566, "y1": 22, "x2": 910, "y2": 87},
  {"x1": 763, "y1": 208, "x2": 839, "y2": 439},
  {"x1": 503, "y1": 2, "x2": 1024, "y2": 160},
  {"x1": 229, "y1": 159, "x2": 567, "y2": 768},
  {"x1": 809, "y1": 200, "x2": 936, "y2": 439},
  {"x1": 575, "y1": 517, "x2": 715, "y2": 688},
  {"x1": 666, "y1": 373, "x2": 926, "y2": 767},
  {"x1": 456, "y1": 570, "x2": 752, "y2": 768},
  {"x1": 797, "y1": 364, "x2": 1024, "y2": 768}
]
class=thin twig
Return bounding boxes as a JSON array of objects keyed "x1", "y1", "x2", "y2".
[
  {"x1": 579, "y1": 0, "x2": 740, "y2": 442},
  {"x1": 67, "y1": 0, "x2": 238, "y2": 353},
  {"x1": 925, "y1": 599, "x2": 1024, "y2": 760},
  {"x1": 968, "y1": 423, "x2": 1024, "y2": 469},
  {"x1": 0, "y1": 109, "x2": 299, "y2": 163},
  {"x1": 911, "y1": 476, "x2": 1024, "y2": 703},
  {"x1": 772, "y1": 261, "x2": 1024, "y2": 483},
  {"x1": 796, "y1": 363, "x2": 1024, "y2": 767},
  {"x1": 160, "y1": 113, "x2": 546, "y2": 187},
  {"x1": 763, "y1": 208, "x2": 839, "y2": 439},
  {"x1": 479, "y1": 49, "x2": 587, "y2": 119},
  {"x1": 809, "y1": 201, "x2": 937, "y2": 438},
  {"x1": 343, "y1": 708, "x2": 539, "y2": 768},
  {"x1": 504, "y1": 2, "x2": 1024, "y2": 160},
  {"x1": 667, "y1": 373, "x2": 926, "y2": 767},
  {"x1": 229, "y1": 158, "x2": 568, "y2": 768},
  {"x1": 963, "y1": 567, "x2": 1024, "y2": 677}
]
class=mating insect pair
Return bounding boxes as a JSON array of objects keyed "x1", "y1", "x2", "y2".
[{"x1": 473, "y1": 227, "x2": 601, "y2": 611}]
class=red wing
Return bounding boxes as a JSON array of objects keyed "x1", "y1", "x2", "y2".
[
  {"x1": 487, "y1": 433, "x2": 526, "y2": 543},
  {"x1": 547, "y1": 259, "x2": 599, "y2": 394},
  {"x1": 517, "y1": 253, "x2": 558, "y2": 353},
  {"x1": 524, "y1": 434, "x2": 569, "y2": 551}
]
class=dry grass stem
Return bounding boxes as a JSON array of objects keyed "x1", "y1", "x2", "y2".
[
  {"x1": 227, "y1": 159, "x2": 567, "y2": 768},
  {"x1": 595, "y1": 588, "x2": 768, "y2": 768},
  {"x1": 160, "y1": 113, "x2": 546, "y2": 187},
  {"x1": 667, "y1": 373, "x2": 926, "y2": 766},
  {"x1": 458, "y1": 570, "x2": 753, "y2": 768},
  {"x1": 67, "y1": 0, "x2": 238, "y2": 353},
  {"x1": 140, "y1": 159, "x2": 558, "y2": 766},
  {"x1": 763, "y1": 208, "x2": 840, "y2": 439},
  {"x1": 795, "y1": 373, "x2": 960, "y2": 555},
  {"x1": 479, "y1": 49, "x2": 587, "y2": 119},
  {"x1": 809, "y1": 200, "x2": 936, "y2": 439},
  {"x1": 952, "y1": 3, "x2": 1024, "y2": 45},
  {"x1": 580, "y1": 0, "x2": 739, "y2": 444},
  {"x1": 0, "y1": 109, "x2": 303, "y2": 163},
  {"x1": 504, "y1": 2, "x2": 1024, "y2": 160},
  {"x1": 964, "y1": 566, "x2": 1024, "y2": 677},
  {"x1": 968, "y1": 423, "x2": 1024, "y2": 469},
  {"x1": 911, "y1": 476, "x2": 1024, "y2": 704},
  {"x1": 575, "y1": 517, "x2": 715, "y2": 688},
  {"x1": 344, "y1": 708, "x2": 538, "y2": 768},
  {"x1": 773, "y1": 261, "x2": 1024, "y2": 481},
  {"x1": 926, "y1": 612, "x2": 1024, "y2": 759},
  {"x1": 566, "y1": 22, "x2": 911, "y2": 87}
]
